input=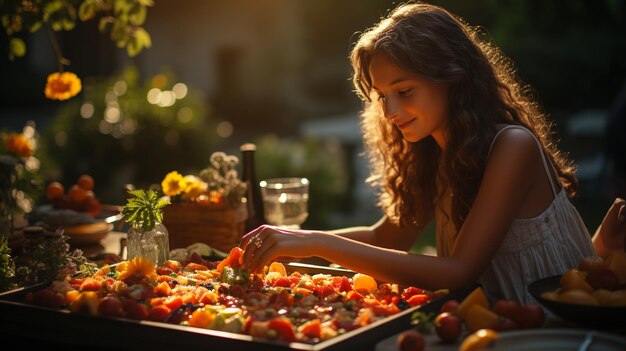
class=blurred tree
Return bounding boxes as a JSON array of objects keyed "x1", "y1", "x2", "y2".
[
  {"x1": 39, "y1": 65, "x2": 218, "y2": 205},
  {"x1": 1, "y1": 0, "x2": 153, "y2": 103}
]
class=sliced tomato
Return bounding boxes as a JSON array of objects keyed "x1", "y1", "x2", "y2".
[
  {"x1": 273, "y1": 276, "x2": 292, "y2": 288},
  {"x1": 401, "y1": 286, "x2": 425, "y2": 301},
  {"x1": 147, "y1": 304, "x2": 171, "y2": 323},
  {"x1": 156, "y1": 266, "x2": 174, "y2": 276},
  {"x1": 298, "y1": 318, "x2": 322, "y2": 339},
  {"x1": 217, "y1": 247, "x2": 243, "y2": 272},
  {"x1": 79, "y1": 277, "x2": 102, "y2": 291},
  {"x1": 268, "y1": 317, "x2": 297, "y2": 342},
  {"x1": 406, "y1": 293, "x2": 429, "y2": 307},
  {"x1": 332, "y1": 276, "x2": 352, "y2": 293}
]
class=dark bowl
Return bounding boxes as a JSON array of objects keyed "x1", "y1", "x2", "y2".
[{"x1": 527, "y1": 275, "x2": 626, "y2": 328}]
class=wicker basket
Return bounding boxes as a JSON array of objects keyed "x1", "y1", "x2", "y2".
[{"x1": 162, "y1": 202, "x2": 248, "y2": 252}]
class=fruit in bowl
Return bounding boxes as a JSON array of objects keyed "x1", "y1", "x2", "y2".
[{"x1": 46, "y1": 174, "x2": 101, "y2": 217}]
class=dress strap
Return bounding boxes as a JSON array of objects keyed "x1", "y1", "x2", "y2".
[{"x1": 488, "y1": 125, "x2": 559, "y2": 197}]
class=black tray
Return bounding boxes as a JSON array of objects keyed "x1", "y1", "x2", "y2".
[{"x1": 0, "y1": 262, "x2": 470, "y2": 350}]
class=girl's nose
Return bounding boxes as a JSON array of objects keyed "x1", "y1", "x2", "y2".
[{"x1": 382, "y1": 97, "x2": 399, "y2": 121}]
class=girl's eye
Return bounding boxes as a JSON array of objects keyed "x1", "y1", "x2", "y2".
[
  {"x1": 398, "y1": 88, "x2": 413, "y2": 96},
  {"x1": 377, "y1": 93, "x2": 386, "y2": 101}
]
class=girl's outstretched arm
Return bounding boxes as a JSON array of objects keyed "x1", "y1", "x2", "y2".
[
  {"x1": 241, "y1": 129, "x2": 543, "y2": 291},
  {"x1": 329, "y1": 216, "x2": 426, "y2": 251}
]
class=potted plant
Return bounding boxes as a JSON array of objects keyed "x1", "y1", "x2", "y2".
[{"x1": 122, "y1": 189, "x2": 170, "y2": 265}]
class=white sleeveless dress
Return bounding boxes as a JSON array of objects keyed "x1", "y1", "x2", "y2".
[{"x1": 436, "y1": 125, "x2": 595, "y2": 304}]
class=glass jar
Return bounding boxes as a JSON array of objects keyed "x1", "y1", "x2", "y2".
[{"x1": 126, "y1": 222, "x2": 170, "y2": 265}]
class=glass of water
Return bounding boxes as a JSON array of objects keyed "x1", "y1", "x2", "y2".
[{"x1": 260, "y1": 177, "x2": 309, "y2": 229}]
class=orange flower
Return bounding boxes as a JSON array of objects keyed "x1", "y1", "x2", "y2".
[
  {"x1": 3, "y1": 133, "x2": 32, "y2": 158},
  {"x1": 117, "y1": 257, "x2": 157, "y2": 282},
  {"x1": 44, "y1": 71, "x2": 82, "y2": 100}
]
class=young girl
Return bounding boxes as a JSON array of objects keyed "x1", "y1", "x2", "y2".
[{"x1": 240, "y1": 2, "x2": 622, "y2": 304}]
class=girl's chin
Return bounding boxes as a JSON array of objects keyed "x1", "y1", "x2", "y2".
[{"x1": 401, "y1": 132, "x2": 426, "y2": 143}]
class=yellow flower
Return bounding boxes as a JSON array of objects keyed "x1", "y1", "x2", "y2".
[
  {"x1": 3, "y1": 133, "x2": 32, "y2": 158},
  {"x1": 161, "y1": 171, "x2": 186, "y2": 196},
  {"x1": 117, "y1": 257, "x2": 156, "y2": 282},
  {"x1": 181, "y1": 175, "x2": 208, "y2": 201},
  {"x1": 44, "y1": 71, "x2": 82, "y2": 100}
]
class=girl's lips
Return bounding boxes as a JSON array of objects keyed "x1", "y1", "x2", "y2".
[{"x1": 397, "y1": 118, "x2": 416, "y2": 129}]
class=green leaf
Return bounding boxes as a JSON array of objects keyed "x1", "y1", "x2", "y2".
[
  {"x1": 63, "y1": 18, "x2": 75, "y2": 31},
  {"x1": 10, "y1": 38, "x2": 26, "y2": 58},
  {"x1": 98, "y1": 17, "x2": 112, "y2": 32},
  {"x1": 128, "y1": 3, "x2": 146, "y2": 26},
  {"x1": 29, "y1": 21, "x2": 42, "y2": 33},
  {"x1": 122, "y1": 189, "x2": 169, "y2": 231},
  {"x1": 79, "y1": 1, "x2": 95, "y2": 21},
  {"x1": 134, "y1": 27, "x2": 151, "y2": 48}
]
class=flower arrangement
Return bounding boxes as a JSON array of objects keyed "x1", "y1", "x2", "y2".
[
  {"x1": 161, "y1": 152, "x2": 247, "y2": 207},
  {"x1": 159, "y1": 152, "x2": 248, "y2": 252},
  {"x1": 0, "y1": 123, "x2": 42, "y2": 236}
]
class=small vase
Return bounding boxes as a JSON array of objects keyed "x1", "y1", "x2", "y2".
[{"x1": 127, "y1": 222, "x2": 170, "y2": 265}]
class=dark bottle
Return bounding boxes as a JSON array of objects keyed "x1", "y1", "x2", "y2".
[{"x1": 240, "y1": 143, "x2": 265, "y2": 232}]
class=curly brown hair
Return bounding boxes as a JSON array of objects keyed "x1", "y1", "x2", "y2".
[{"x1": 350, "y1": 2, "x2": 578, "y2": 231}]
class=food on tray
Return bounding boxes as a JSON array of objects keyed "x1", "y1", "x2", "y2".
[
  {"x1": 540, "y1": 250, "x2": 626, "y2": 306},
  {"x1": 23, "y1": 247, "x2": 439, "y2": 344}
]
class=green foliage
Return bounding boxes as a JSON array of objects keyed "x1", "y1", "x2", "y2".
[
  {"x1": 410, "y1": 311, "x2": 435, "y2": 334},
  {"x1": 11, "y1": 230, "x2": 97, "y2": 289},
  {"x1": 123, "y1": 189, "x2": 170, "y2": 231},
  {"x1": 1, "y1": 0, "x2": 153, "y2": 59},
  {"x1": 0, "y1": 237, "x2": 18, "y2": 292},
  {"x1": 254, "y1": 135, "x2": 349, "y2": 229}
]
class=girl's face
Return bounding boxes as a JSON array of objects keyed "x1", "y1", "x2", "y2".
[{"x1": 368, "y1": 52, "x2": 450, "y2": 147}]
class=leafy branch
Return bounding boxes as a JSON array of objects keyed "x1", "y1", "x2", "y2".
[
  {"x1": 1, "y1": 0, "x2": 153, "y2": 61},
  {"x1": 122, "y1": 189, "x2": 170, "y2": 231}
]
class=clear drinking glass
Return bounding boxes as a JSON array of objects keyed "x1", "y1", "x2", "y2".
[{"x1": 260, "y1": 177, "x2": 309, "y2": 229}]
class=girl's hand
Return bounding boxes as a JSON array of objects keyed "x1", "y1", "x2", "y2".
[
  {"x1": 239, "y1": 225, "x2": 322, "y2": 273},
  {"x1": 594, "y1": 198, "x2": 626, "y2": 257}
]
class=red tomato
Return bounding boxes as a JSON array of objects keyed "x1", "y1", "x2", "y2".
[
  {"x1": 396, "y1": 330, "x2": 425, "y2": 351},
  {"x1": 147, "y1": 304, "x2": 172, "y2": 323},
  {"x1": 332, "y1": 276, "x2": 352, "y2": 293},
  {"x1": 439, "y1": 299, "x2": 459, "y2": 313},
  {"x1": 267, "y1": 318, "x2": 297, "y2": 342},
  {"x1": 298, "y1": 318, "x2": 322, "y2": 339},
  {"x1": 401, "y1": 287, "x2": 425, "y2": 301},
  {"x1": 493, "y1": 299, "x2": 520, "y2": 320},
  {"x1": 406, "y1": 294, "x2": 429, "y2": 307},
  {"x1": 98, "y1": 295, "x2": 124, "y2": 318},
  {"x1": 515, "y1": 304, "x2": 545, "y2": 329},
  {"x1": 30, "y1": 289, "x2": 65, "y2": 309},
  {"x1": 273, "y1": 276, "x2": 292, "y2": 288},
  {"x1": 156, "y1": 266, "x2": 174, "y2": 276},
  {"x1": 491, "y1": 317, "x2": 517, "y2": 332},
  {"x1": 123, "y1": 300, "x2": 149, "y2": 320},
  {"x1": 435, "y1": 312, "x2": 462, "y2": 343},
  {"x1": 79, "y1": 277, "x2": 102, "y2": 291}
]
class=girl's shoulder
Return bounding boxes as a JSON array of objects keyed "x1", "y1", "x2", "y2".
[{"x1": 488, "y1": 124, "x2": 542, "y2": 162}]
